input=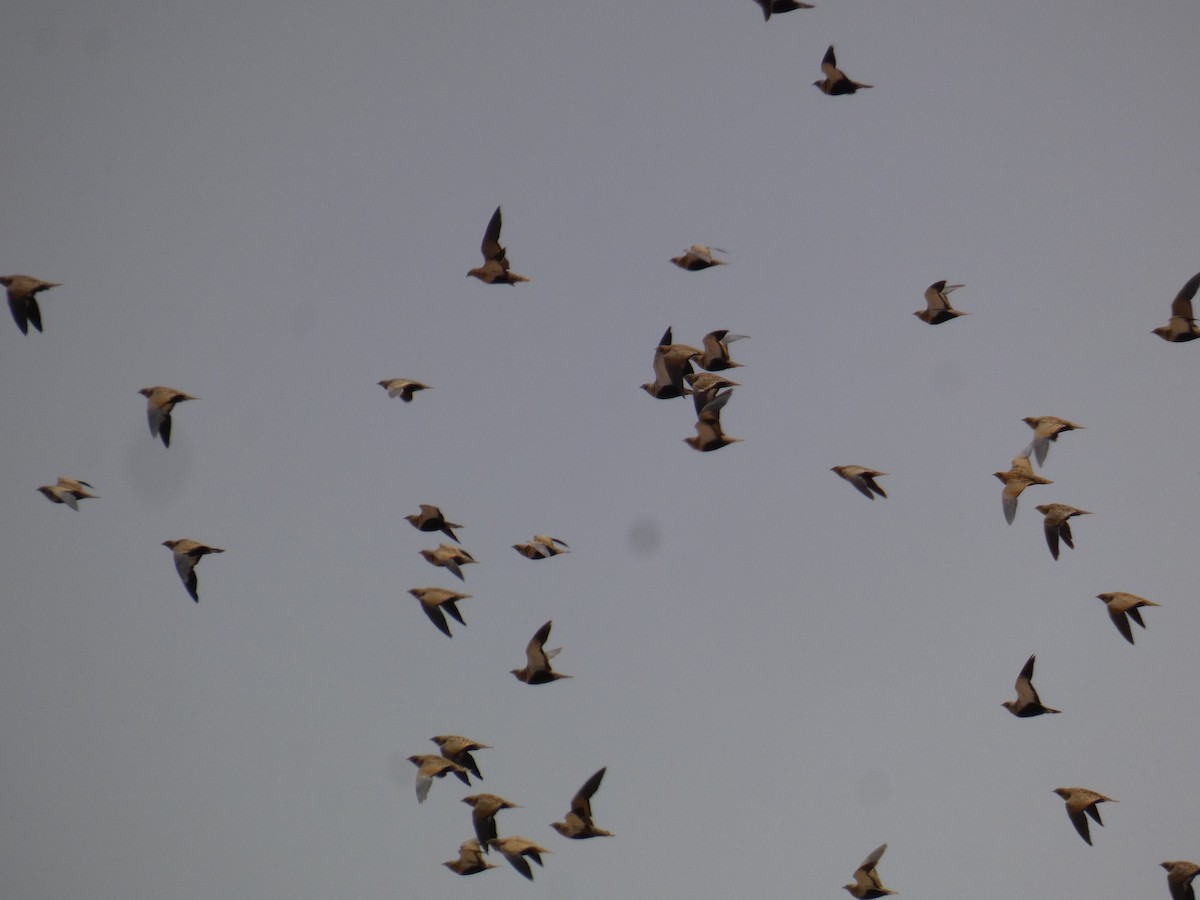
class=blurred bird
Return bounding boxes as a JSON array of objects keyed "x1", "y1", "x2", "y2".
[
  {"x1": 162, "y1": 539, "x2": 224, "y2": 603},
  {"x1": 994, "y1": 455, "x2": 1053, "y2": 524},
  {"x1": 1035, "y1": 504, "x2": 1090, "y2": 560},
  {"x1": 1021, "y1": 416, "x2": 1085, "y2": 467},
  {"x1": 138, "y1": 386, "x2": 197, "y2": 448},
  {"x1": 687, "y1": 372, "x2": 741, "y2": 420},
  {"x1": 755, "y1": 0, "x2": 813, "y2": 20},
  {"x1": 700, "y1": 329, "x2": 749, "y2": 371},
  {"x1": 551, "y1": 767, "x2": 613, "y2": 839},
  {"x1": 37, "y1": 476, "x2": 99, "y2": 511},
  {"x1": 467, "y1": 206, "x2": 528, "y2": 284},
  {"x1": 914, "y1": 280, "x2": 967, "y2": 324},
  {"x1": 409, "y1": 587, "x2": 471, "y2": 638},
  {"x1": 2, "y1": 274, "x2": 59, "y2": 334},
  {"x1": 843, "y1": 843, "x2": 895, "y2": 898},
  {"x1": 511, "y1": 620, "x2": 571, "y2": 684},
  {"x1": 513, "y1": 535, "x2": 570, "y2": 559},
  {"x1": 814, "y1": 45, "x2": 872, "y2": 95},
  {"x1": 443, "y1": 839, "x2": 497, "y2": 876},
  {"x1": 642, "y1": 340, "x2": 702, "y2": 399},
  {"x1": 408, "y1": 754, "x2": 469, "y2": 803},
  {"x1": 431, "y1": 735, "x2": 490, "y2": 781},
  {"x1": 1002, "y1": 654, "x2": 1060, "y2": 717},
  {"x1": 684, "y1": 388, "x2": 740, "y2": 451},
  {"x1": 377, "y1": 378, "x2": 430, "y2": 402},
  {"x1": 1096, "y1": 592, "x2": 1159, "y2": 645},
  {"x1": 419, "y1": 543, "x2": 477, "y2": 581},
  {"x1": 670, "y1": 244, "x2": 727, "y2": 271},
  {"x1": 1161, "y1": 861, "x2": 1200, "y2": 900},
  {"x1": 463, "y1": 793, "x2": 520, "y2": 849},
  {"x1": 488, "y1": 837, "x2": 550, "y2": 881},
  {"x1": 1152, "y1": 271, "x2": 1200, "y2": 342},
  {"x1": 1053, "y1": 787, "x2": 1115, "y2": 845},
  {"x1": 404, "y1": 504, "x2": 462, "y2": 543},
  {"x1": 832, "y1": 465, "x2": 888, "y2": 500}
]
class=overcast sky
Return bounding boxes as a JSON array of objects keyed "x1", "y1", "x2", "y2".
[{"x1": 4, "y1": 1, "x2": 1200, "y2": 898}]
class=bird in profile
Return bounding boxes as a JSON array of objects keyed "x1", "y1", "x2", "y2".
[
  {"x1": 419, "y1": 543, "x2": 477, "y2": 581},
  {"x1": 409, "y1": 587, "x2": 472, "y2": 638},
  {"x1": 755, "y1": 0, "x2": 813, "y2": 21},
  {"x1": 1053, "y1": 787, "x2": 1115, "y2": 845},
  {"x1": 1021, "y1": 416, "x2": 1085, "y2": 467},
  {"x1": 670, "y1": 244, "x2": 727, "y2": 271},
  {"x1": 914, "y1": 280, "x2": 967, "y2": 324},
  {"x1": 511, "y1": 620, "x2": 571, "y2": 683},
  {"x1": 488, "y1": 836, "x2": 550, "y2": 881},
  {"x1": 684, "y1": 388, "x2": 741, "y2": 452},
  {"x1": 1096, "y1": 592, "x2": 1159, "y2": 645},
  {"x1": 832, "y1": 465, "x2": 888, "y2": 500},
  {"x1": 377, "y1": 378, "x2": 430, "y2": 402},
  {"x1": 443, "y1": 839, "x2": 497, "y2": 876},
  {"x1": 1002, "y1": 654, "x2": 1061, "y2": 717},
  {"x1": 431, "y1": 735, "x2": 490, "y2": 781},
  {"x1": 3, "y1": 275, "x2": 60, "y2": 334},
  {"x1": 843, "y1": 843, "x2": 895, "y2": 898},
  {"x1": 700, "y1": 329, "x2": 749, "y2": 371},
  {"x1": 551, "y1": 767, "x2": 613, "y2": 839},
  {"x1": 37, "y1": 476, "x2": 99, "y2": 511},
  {"x1": 463, "y1": 793, "x2": 521, "y2": 848},
  {"x1": 1161, "y1": 861, "x2": 1200, "y2": 900},
  {"x1": 814, "y1": 45, "x2": 872, "y2": 95},
  {"x1": 162, "y1": 539, "x2": 224, "y2": 603},
  {"x1": 138, "y1": 386, "x2": 197, "y2": 448},
  {"x1": 1152, "y1": 271, "x2": 1200, "y2": 342},
  {"x1": 642, "y1": 340, "x2": 702, "y2": 399},
  {"x1": 404, "y1": 504, "x2": 462, "y2": 543},
  {"x1": 408, "y1": 754, "x2": 469, "y2": 803},
  {"x1": 994, "y1": 455, "x2": 1053, "y2": 524},
  {"x1": 467, "y1": 206, "x2": 528, "y2": 284},
  {"x1": 1035, "y1": 503, "x2": 1090, "y2": 560},
  {"x1": 513, "y1": 535, "x2": 570, "y2": 559}
]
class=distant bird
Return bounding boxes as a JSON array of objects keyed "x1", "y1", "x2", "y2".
[
  {"x1": 467, "y1": 206, "x2": 528, "y2": 284},
  {"x1": 1002, "y1": 654, "x2": 1060, "y2": 717},
  {"x1": 431, "y1": 735, "x2": 490, "y2": 781},
  {"x1": 551, "y1": 767, "x2": 613, "y2": 839},
  {"x1": 408, "y1": 754, "x2": 469, "y2": 803},
  {"x1": 1053, "y1": 787, "x2": 1115, "y2": 845},
  {"x1": 642, "y1": 340, "x2": 702, "y2": 399},
  {"x1": 1152, "y1": 271, "x2": 1200, "y2": 342},
  {"x1": 755, "y1": 0, "x2": 813, "y2": 21},
  {"x1": 420, "y1": 543, "x2": 477, "y2": 581},
  {"x1": 3, "y1": 274, "x2": 60, "y2": 334},
  {"x1": 814, "y1": 45, "x2": 872, "y2": 95},
  {"x1": 1161, "y1": 861, "x2": 1200, "y2": 900},
  {"x1": 832, "y1": 465, "x2": 887, "y2": 500},
  {"x1": 488, "y1": 836, "x2": 550, "y2": 881},
  {"x1": 1096, "y1": 592, "x2": 1159, "y2": 645},
  {"x1": 513, "y1": 535, "x2": 570, "y2": 559},
  {"x1": 377, "y1": 378, "x2": 430, "y2": 402},
  {"x1": 409, "y1": 587, "x2": 472, "y2": 638},
  {"x1": 687, "y1": 372, "x2": 741, "y2": 420},
  {"x1": 138, "y1": 386, "x2": 197, "y2": 448},
  {"x1": 670, "y1": 244, "x2": 727, "y2": 271},
  {"x1": 162, "y1": 539, "x2": 224, "y2": 603},
  {"x1": 994, "y1": 455, "x2": 1053, "y2": 524},
  {"x1": 1035, "y1": 503, "x2": 1090, "y2": 560},
  {"x1": 37, "y1": 476, "x2": 99, "y2": 511},
  {"x1": 1021, "y1": 416, "x2": 1085, "y2": 467},
  {"x1": 843, "y1": 843, "x2": 895, "y2": 898},
  {"x1": 914, "y1": 280, "x2": 967, "y2": 325},
  {"x1": 404, "y1": 504, "x2": 462, "y2": 543},
  {"x1": 443, "y1": 839, "x2": 497, "y2": 876},
  {"x1": 511, "y1": 620, "x2": 571, "y2": 684},
  {"x1": 684, "y1": 388, "x2": 741, "y2": 452},
  {"x1": 463, "y1": 793, "x2": 521, "y2": 849},
  {"x1": 700, "y1": 329, "x2": 749, "y2": 371}
]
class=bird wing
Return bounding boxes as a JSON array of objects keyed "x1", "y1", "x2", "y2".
[
  {"x1": 526, "y1": 620, "x2": 554, "y2": 670},
  {"x1": 571, "y1": 767, "x2": 606, "y2": 818},
  {"x1": 1014, "y1": 655, "x2": 1039, "y2": 706},
  {"x1": 480, "y1": 207, "x2": 505, "y2": 261},
  {"x1": 1171, "y1": 272, "x2": 1200, "y2": 320}
]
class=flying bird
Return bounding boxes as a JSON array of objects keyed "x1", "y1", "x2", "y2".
[
  {"x1": 419, "y1": 543, "x2": 477, "y2": 581},
  {"x1": 551, "y1": 767, "x2": 613, "y2": 839},
  {"x1": 814, "y1": 45, "x2": 872, "y2": 95},
  {"x1": 1161, "y1": 861, "x2": 1200, "y2": 900},
  {"x1": 994, "y1": 455, "x2": 1053, "y2": 524},
  {"x1": 832, "y1": 465, "x2": 887, "y2": 500},
  {"x1": 138, "y1": 386, "x2": 197, "y2": 448},
  {"x1": 404, "y1": 504, "x2": 462, "y2": 543},
  {"x1": 1035, "y1": 503, "x2": 1090, "y2": 560},
  {"x1": 755, "y1": 0, "x2": 814, "y2": 21},
  {"x1": 700, "y1": 329, "x2": 749, "y2": 371},
  {"x1": 1053, "y1": 787, "x2": 1115, "y2": 845},
  {"x1": 409, "y1": 587, "x2": 472, "y2": 637},
  {"x1": 914, "y1": 280, "x2": 967, "y2": 324},
  {"x1": 443, "y1": 839, "x2": 497, "y2": 876},
  {"x1": 431, "y1": 735, "x2": 490, "y2": 781},
  {"x1": 511, "y1": 620, "x2": 571, "y2": 684},
  {"x1": 162, "y1": 539, "x2": 224, "y2": 603},
  {"x1": 642, "y1": 340, "x2": 702, "y2": 399},
  {"x1": 1096, "y1": 592, "x2": 1159, "y2": 645},
  {"x1": 488, "y1": 836, "x2": 550, "y2": 881},
  {"x1": 377, "y1": 378, "x2": 430, "y2": 402},
  {"x1": 670, "y1": 244, "x2": 727, "y2": 271},
  {"x1": 408, "y1": 754, "x2": 469, "y2": 803},
  {"x1": 684, "y1": 388, "x2": 741, "y2": 452},
  {"x1": 37, "y1": 476, "x2": 99, "y2": 511},
  {"x1": 843, "y1": 843, "x2": 895, "y2": 898},
  {"x1": 463, "y1": 794, "x2": 521, "y2": 849},
  {"x1": 513, "y1": 535, "x2": 570, "y2": 559},
  {"x1": 1002, "y1": 654, "x2": 1060, "y2": 717},
  {"x1": 1021, "y1": 416, "x2": 1085, "y2": 467},
  {"x1": 1152, "y1": 271, "x2": 1200, "y2": 342},
  {"x1": 467, "y1": 206, "x2": 528, "y2": 284},
  {"x1": 2, "y1": 274, "x2": 59, "y2": 334}
]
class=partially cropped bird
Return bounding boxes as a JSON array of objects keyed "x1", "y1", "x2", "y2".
[
  {"x1": 419, "y1": 543, "x2": 477, "y2": 581},
  {"x1": 37, "y1": 476, "x2": 99, "y2": 511},
  {"x1": 443, "y1": 839, "x2": 497, "y2": 876},
  {"x1": 488, "y1": 837, "x2": 550, "y2": 881},
  {"x1": 409, "y1": 587, "x2": 472, "y2": 638},
  {"x1": 1096, "y1": 592, "x2": 1159, "y2": 645},
  {"x1": 1161, "y1": 860, "x2": 1200, "y2": 900},
  {"x1": 1152, "y1": 271, "x2": 1200, "y2": 342},
  {"x1": 1021, "y1": 416, "x2": 1085, "y2": 467},
  {"x1": 551, "y1": 767, "x2": 613, "y2": 839},
  {"x1": 1002, "y1": 654, "x2": 1061, "y2": 717},
  {"x1": 162, "y1": 539, "x2": 224, "y2": 603},
  {"x1": 700, "y1": 330, "x2": 749, "y2": 371},
  {"x1": 139, "y1": 386, "x2": 197, "y2": 448},
  {"x1": 408, "y1": 754, "x2": 469, "y2": 803},
  {"x1": 463, "y1": 793, "x2": 520, "y2": 849},
  {"x1": 431, "y1": 735, "x2": 490, "y2": 781},
  {"x1": 404, "y1": 504, "x2": 462, "y2": 543},
  {"x1": 670, "y1": 244, "x2": 727, "y2": 271},
  {"x1": 377, "y1": 378, "x2": 430, "y2": 402},
  {"x1": 832, "y1": 465, "x2": 887, "y2": 500},
  {"x1": 755, "y1": 0, "x2": 813, "y2": 21},
  {"x1": 1053, "y1": 787, "x2": 1115, "y2": 845},
  {"x1": 814, "y1": 45, "x2": 872, "y2": 95},
  {"x1": 684, "y1": 388, "x2": 740, "y2": 452},
  {"x1": 511, "y1": 620, "x2": 571, "y2": 683},
  {"x1": 843, "y1": 843, "x2": 895, "y2": 898},
  {"x1": 467, "y1": 207, "x2": 528, "y2": 284},
  {"x1": 994, "y1": 455, "x2": 1053, "y2": 524},
  {"x1": 3, "y1": 274, "x2": 59, "y2": 334},
  {"x1": 1035, "y1": 504, "x2": 1090, "y2": 560},
  {"x1": 914, "y1": 280, "x2": 967, "y2": 324}
]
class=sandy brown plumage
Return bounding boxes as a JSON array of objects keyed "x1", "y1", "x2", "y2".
[
  {"x1": 914, "y1": 280, "x2": 967, "y2": 324},
  {"x1": 408, "y1": 754, "x2": 469, "y2": 803},
  {"x1": 1153, "y1": 272, "x2": 1200, "y2": 342},
  {"x1": 994, "y1": 455, "x2": 1052, "y2": 524},
  {"x1": 162, "y1": 539, "x2": 224, "y2": 603},
  {"x1": 2, "y1": 274, "x2": 59, "y2": 334},
  {"x1": 404, "y1": 504, "x2": 462, "y2": 543},
  {"x1": 467, "y1": 207, "x2": 528, "y2": 284},
  {"x1": 37, "y1": 476, "x2": 99, "y2": 511},
  {"x1": 377, "y1": 379, "x2": 430, "y2": 402},
  {"x1": 462, "y1": 793, "x2": 520, "y2": 849},
  {"x1": 511, "y1": 620, "x2": 571, "y2": 683},
  {"x1": 551, "y1": 767, "x2": 613, "y2": 839},
  {"x1": 139, "y1": 386, "x2": 197, "y2": 448},
  {"x1": 1002, "y1": 654, "x2": 1060, "y2": 717},
  {"x1": 1096, "y1": 592, "x2": 1159, "y2": 645},
  {"x1": 832, "y1": 465, "x2": 887, "y2": 500},
  {"x1": 443, "y1": 839, "x2": 497, "y2": 875},
  {"x1": 1053, "y1": 787, "x2": 1115, "y2": 845},
  {"x1": 814, "y1": 45, "x2": 872, "y2": 95},
  {"x1": 1035, "y1": 503, "x2": 1090, "y2": 560},
  {"x1": 843, "y1": 843, "x2": 895, "y2": 898},
  {"x1": 409, "y1": 587, "x2": 472, "y2": 637}
]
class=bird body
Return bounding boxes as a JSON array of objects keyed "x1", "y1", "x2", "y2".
[
  {"x1": 488, "y1": 837, "x2": 550, "y2": 880},
  {"x1": 551, "y1": 767, "x2": 613, "y2": 839},
  {"x1": 1162, "y1": 861, "x2": 1200, "y2": 900},
  {"x1": 431, "y1": 735, "x2": 490, "y2": 780},
  {"x1": 37, "y1": 476, "x2": 99, "y2": 510},
  {"x1": 162, "y1": 539, "x2": 224, "y2": 602},
  {"x1": 1002, "y1": 654, "x2": 1060, "y2": 717},
  {"x1": 378, "y1": 378, "x2": 430, "y2": 402},
  {"x1": 1153, "y1": 272, "x2": 1200, "y2": 342},
  {"x1": 670, "y1": 244, "x2": 727, "y2": 271},
  {"x1": 139, "y1": 386, "x2": 197, "y2": 448},
  {"x1": 994, "y1": 455, "x2": 1052, "y2": 524},
  {"x1": 814, "y1": 45, "x2": 872, "y2": 95},
  {"x1": 408, "y1": 754, "x2": 469, "y2": 803},
  {"x1": 832, "y1": 465, "x2": 887, "y2": 500},
  {"x1": 419, "y1": 543, "x2": 476, "y2": 581},
  {"x1": 1021, "y1": 416, "x2": 1084, "y2": 466},
  {"x1": 1096, "y1": 592, "x2": 1159, "y2": 644},
  {"x1": 463, "y1": 793, "x2": 520, "y2": 848},
  {"x1": 404, "y1": 504, "x2": 462, "y2": 543},
  {"x1": 914, "y1": 280, "x2": 967, "y2": 324},
  {"x1": 1035, "y1": 503, "x2": 1090, "y2": 559},
  {"x1": 1053, "y1": 787, "x2": 1115, "y2": 845},
  {"x1": 511, "y1": 620, "x2": 571, "y2": 683},
  {"x1": 684, "y1": 387, "x2": 740, "y2": 451},
  {"x1": 443, "y1": 839, "x2": 496, "y2": 875},
  {"x1": 409, "y1": 587, "x2": 472, "y2": 637},
  {"x1": 755, "y1": 0, "x2": 814, "y2": 20},
  {"x1": 700, "y1": 329, "x2": 748, "y2": 371},
  {"x1": 2, "y1": 274, "x2": 59, "y2": 334},
  {"x1": 467, "y1": 206, "x2": 528, "y2": 284},
  {"x1": 843, "y1": 843, "x2": 895, "y2": 898}
]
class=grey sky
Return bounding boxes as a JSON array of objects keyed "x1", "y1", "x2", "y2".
[{"x1": 4, "y1": 1, "x2": 1200, "y2": 898}]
